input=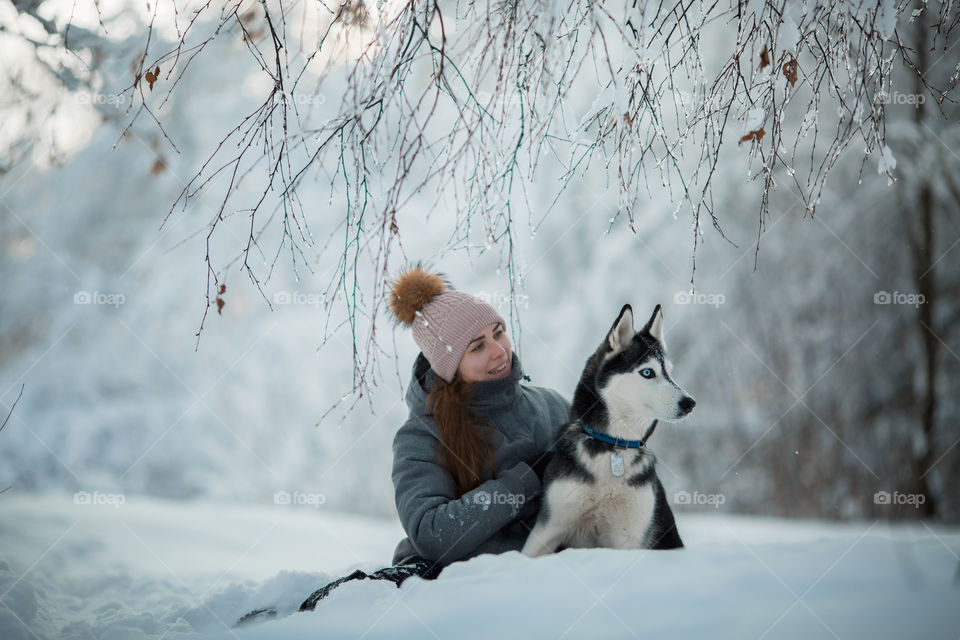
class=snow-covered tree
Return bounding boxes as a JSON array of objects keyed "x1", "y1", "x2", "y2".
[
  {"x1": 5, "y1": 1, "x2": 957, "y2": 398},
  {"x1": 660, "y1": 0, "x2": 960, "y2": 522}
]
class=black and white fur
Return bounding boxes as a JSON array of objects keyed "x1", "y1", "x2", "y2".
[{"x1": 522, "y1": 304, "x2": 695, "y2": 556}]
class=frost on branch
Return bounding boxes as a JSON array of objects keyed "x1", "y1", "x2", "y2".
[{"x1": 5, "y1": 0, "x2": 957, "y2": 399}]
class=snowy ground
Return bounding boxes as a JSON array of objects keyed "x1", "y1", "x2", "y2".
[{"x1": 1, "y1": 493, "x2": 958, "y2": 640}]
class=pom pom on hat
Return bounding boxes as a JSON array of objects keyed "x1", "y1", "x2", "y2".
[{"x1": 389, "y1": 265, "x2": 448, "y2": 325}]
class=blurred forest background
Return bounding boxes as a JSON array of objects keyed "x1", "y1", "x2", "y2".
[{"x1": 1, "y1": 0, "x2": 958, "y2": 524}]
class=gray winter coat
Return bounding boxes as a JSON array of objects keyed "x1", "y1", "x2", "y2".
[{"x1": 391, "y1": 352, "x2": 570, "y2": 566}]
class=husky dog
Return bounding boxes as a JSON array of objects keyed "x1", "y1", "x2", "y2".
[{"x1": 522, "y1": 304, "x2": 695, "y2": 556}]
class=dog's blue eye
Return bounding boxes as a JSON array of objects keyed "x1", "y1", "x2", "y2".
[{"x1": 640, "y1": 368, "x2": 655, "y2": 379}]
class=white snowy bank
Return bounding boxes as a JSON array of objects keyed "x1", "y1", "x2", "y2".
[{"x1": 1, "y1": 493, "x2": 957, "y2": 639}]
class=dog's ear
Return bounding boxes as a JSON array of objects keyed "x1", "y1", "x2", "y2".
[
  {"x1": 640, "y1": 304, "x2": 665, "y2": 345},
  {"x1": 606, "y1": 304, "x2": 635, "y2": 355}
]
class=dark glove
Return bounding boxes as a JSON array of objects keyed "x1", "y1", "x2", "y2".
[{"x1": 529, "y1": 451, "x2": 554, "y2": 482}]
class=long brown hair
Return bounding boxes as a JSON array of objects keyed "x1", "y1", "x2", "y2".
[{"x1": 426, "y1": 375, "x2": 495, "y2": 496}]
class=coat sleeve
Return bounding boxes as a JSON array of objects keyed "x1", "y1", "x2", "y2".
[{"x1": 392, "y1": 414, "x2": 542, "y2": 564}]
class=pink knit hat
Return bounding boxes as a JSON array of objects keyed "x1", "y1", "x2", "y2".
[{"x1": 389, "y1": 266, "x2": 505, "y2": 383}]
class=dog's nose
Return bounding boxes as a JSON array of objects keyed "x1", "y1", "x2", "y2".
[{"x1": 678, "y1": 396, "x2": 696, "y2": 414}]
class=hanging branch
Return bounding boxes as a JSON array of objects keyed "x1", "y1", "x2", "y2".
[
  {"x1": 0, "y1": 384, "x2": 25, "y2": 495},
  {"x1": 6, "y1": 0, "x2": 958, "y2": 404}
]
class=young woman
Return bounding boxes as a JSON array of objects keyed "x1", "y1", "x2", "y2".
[{"x1": 298, "y1": 265, "x2": 570, "y2": 612}]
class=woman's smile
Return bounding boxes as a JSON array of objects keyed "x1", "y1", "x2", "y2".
[{"x1": 487, "y1": 360, "x2": 510, "y2": 377}]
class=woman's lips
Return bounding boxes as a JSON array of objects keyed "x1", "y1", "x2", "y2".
[{"x1": 488, "y1": 362, "x2": 508, "y2": 375}]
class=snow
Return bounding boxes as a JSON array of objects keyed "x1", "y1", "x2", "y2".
[
  {"x1": 2, "y1": 493, "x2": 958, "y2": 639},
  {"x1": 878, "y1": 0, "x2": 899, "y2": 40},
  {"x1": 745, "y1": 107, "x2": 766, "y2": 131},
  {"x1": 878, "y1": 144, "x2": 897, "y2": 182}
]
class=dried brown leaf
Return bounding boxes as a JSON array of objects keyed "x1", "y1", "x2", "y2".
[
  {"x1": 215, "y1": 284, "x2": 226, "y2": 314},
  {"x1": 782, "y1": 59, "x2": 798, "y2": 86},
  {"x1": 145, "y1": 66, "x2": 160, "y2": 91},
  {"x1": 738, "y1": 128, "x2": 766, "y2": 146}
]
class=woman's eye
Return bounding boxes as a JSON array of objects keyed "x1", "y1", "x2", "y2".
[
  {"x1": 472, "y1": 342, "x2": 483, "y2": 352},
  {"x1": 640, "y1": 368, "x2": 655, "y2": 379}
]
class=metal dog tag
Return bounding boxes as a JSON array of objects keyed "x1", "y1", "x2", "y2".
[{"x1": 611, "y1": 452, "x2": 625, "y2": 477}]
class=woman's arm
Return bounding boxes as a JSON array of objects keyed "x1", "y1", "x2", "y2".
[{"x1": 392, "y1": 416, "x2": 541, "y2": 564}]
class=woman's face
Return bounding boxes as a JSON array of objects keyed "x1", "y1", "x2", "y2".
[{"x1": 457, "y1": 322, "x2": 512, "y2": 383}]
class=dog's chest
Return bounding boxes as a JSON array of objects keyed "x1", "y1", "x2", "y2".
[{"x1": 574, "y1": 445, "x2": 658, "y2": 538}]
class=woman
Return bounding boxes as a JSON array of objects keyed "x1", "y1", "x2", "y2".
[{"x1": 299, "y1": 265, "x2": 569, "y2": 611}]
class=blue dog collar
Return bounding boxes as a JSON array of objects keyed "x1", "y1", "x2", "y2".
[{"x1": 581, "y1": 422, "x2": 647, "y2": 449}]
